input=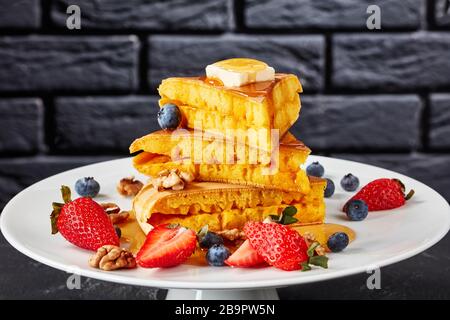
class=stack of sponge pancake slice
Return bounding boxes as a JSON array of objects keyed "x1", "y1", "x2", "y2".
[{"x1": 130, "y1": 58, "x2": 326, "y2": 237}]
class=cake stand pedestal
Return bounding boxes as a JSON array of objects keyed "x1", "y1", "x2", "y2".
[{"x1": 165, "y1": 288, "x2": 279, "y2": 300}]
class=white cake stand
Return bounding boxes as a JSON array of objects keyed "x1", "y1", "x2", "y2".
[{"x1": 1, "y1": 156, "x2": 449, "y2": 300}]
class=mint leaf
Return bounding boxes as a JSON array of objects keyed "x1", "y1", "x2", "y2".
[
  {"x1": 307, "y1": 242, "x2": 320, "y2": 257},
  {"x1": 269, "y1": 214, "x2": 280, "y2": 221},
  {"x1": 280, "y1": 215, "x2": 298, "y2": 225},
  {"x1": 309, "y1": 256, "x2": 328, "y2": 269},
  {"x1": 282, "y1": 206, "x2": 297, "y2": 216}
]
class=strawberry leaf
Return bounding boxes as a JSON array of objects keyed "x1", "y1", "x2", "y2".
[
  {"x1": 167, "y1": 223, "x2": 181, "y2": 229},
  {"x1": 50, "y1": 202, "x2": 64, "y2": 235},
  {"x1": 61, "y1": 185, "x2": 72, "y2": 204}
]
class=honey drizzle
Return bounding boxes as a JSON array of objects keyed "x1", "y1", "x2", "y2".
[
  {"x1": 120, "y1": 217, "x2": 356, "y2": 266},
  {"x1": 196, "y1": 74, "x2": 284, "y2": 102}
]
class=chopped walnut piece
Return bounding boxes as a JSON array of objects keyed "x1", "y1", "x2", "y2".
[
  {"x1": 303, "y1": 232, "x2": 316, "y2": 244},
  {"x1": 109, "y1": 211, "x2": 130, "y2": 224},
  {"x1": 163, "y1": 171, "x2": 184, "y2": 189},
  {"x1": 217, "y1": 229, "x2": 246, "y2": 241},
  {"x1": 158, "y1": 169, "x2": 170, "y2": 177},
  {"x1": 303, "y1": 232, "x2": 326, "y2": 256},
  {"x1": 179, "y1": 171, "x2": 194, "y2": 183},
  {"x1": 89, "y1": 245, "x2": 136, "y2": 271},
  {"x1": 315, "y1": 245, "x2": 326, "y2": 256},
  {"x1": 152, "y1": 169, "x2": 194, "y2": 191},
  {"x1": 117, "y1": 176, "x2": 144, "y2": 197}
]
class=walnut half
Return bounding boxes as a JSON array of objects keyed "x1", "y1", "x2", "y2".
[
  {"x1": 109, "y1": 211, "x2": 130, "y2": 224},
  {"x1": 101, "y1": 203, "x2": 130, "y2": 224},
  {"x1": 89, "y1": 245, "x2": 136, "y2": 271},
  {"x1": 117, "y1": 177, "x2": 144, "y2": 197}
]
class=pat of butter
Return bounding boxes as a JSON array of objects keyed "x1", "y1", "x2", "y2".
[{"x1": 205, "y1": 58, "x2": 275, "y2": 87}]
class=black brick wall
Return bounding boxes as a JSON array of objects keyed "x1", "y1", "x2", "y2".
[{"x1": 1, "y1": 0, "x2": 450, "y2": 299}]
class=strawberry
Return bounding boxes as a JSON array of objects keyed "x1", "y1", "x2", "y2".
[
  {"x1": 225, "y1": 240, "x2": 266, "y2": 268},
  {"x1": 244, "y1": 222, "x2": 309, "y2": 271},
  {"x1": 50, "y1": 186, "x2": 119, "y2": 251},
  {"x1": 136, "y1": 224, "x2": 196, "y2": 268},
  {"x1": 343, "y1": 178, "x2": 414, "y2": 212}
]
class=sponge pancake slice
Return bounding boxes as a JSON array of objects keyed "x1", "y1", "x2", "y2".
[
  {"x1": 158, "y1": 73, "x2": 302, "y2": 137},
  {"x1": 133, "y1": 177, "x2": 326, "y2": 235}
]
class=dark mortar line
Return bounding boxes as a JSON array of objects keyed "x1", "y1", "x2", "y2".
[
  {"x1": 419, "y1": 93, "x2": 431, "y2": 152},
  {"x1": 232, "y1": 27, "x2": 425, "y2": 35},
  {"x1": 0, "y1": 29, "x2": 227, "y2": 37},
  {"x1": 40, "y1": 0, "x2": 53, "y2": 31},
  {"x1": 0, "y1": 154, "x2": 122, "y2": 161},
  {"x1": 137, "y1": 34, "x2": 150, "y2": 95},
  {"x1": 308, "y1": 148, "x2": 425, "y2": 154},
  {"x1": 41, "y1": 95, "x2": 55, "y2": 154},
  {"x1": 2, "y1": 92, "x2": 450, "y2": 99},
  {"x1": 322, "y1": 87, "x2": 449, "y2": 95},
  {"x1": 324, "y1": 32, "x2": 333, "y2": 94},
  {"x1": 232, "y1": 0, "x2": 245, "y2": 31},
  {"x1": 5, "y1": 28, "x2": 450, "y2": 38},
  {"x1": 0, "y1": 90, "x2": 143, "y2": 97},
  {"x1": 2, "y1": 151, "x2": 450, "y2": 160},
  {"x1": 37, "y1": 150, "x2": 129, "y2": 157},
  {"x1": 426, "y1": 0, "x2": 436, "y2": 30}
]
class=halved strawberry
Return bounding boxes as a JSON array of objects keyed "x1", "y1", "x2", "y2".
[
  {"x1": 244, "y1": 221, "x2": 309, "y2": 271},
  {"x1": 136, "y1": 224, "x2": 196, "y2": 268},
  {"x1": 225, "y1": 240, "x2": 266, "y2": 268}
]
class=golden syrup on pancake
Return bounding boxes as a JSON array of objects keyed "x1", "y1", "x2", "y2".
[
  {"x1": 204, "y1": 77, "x2": 224, "y2": 87},
  {"x1": 118, "y1": 210, "x2": 355, "y2": 264},
  {"x1": 200, "y1": 75, "x2": 282, "y2": 99},
  {"x1": 292, "y1": 223, "x2": 356, "y2": 252},
  {"x1": 117, "y1": 212, "x2": 146, "y2": 254},
  {"x1": 185, "y1": 224, "x2": 355, "y2": 266}
]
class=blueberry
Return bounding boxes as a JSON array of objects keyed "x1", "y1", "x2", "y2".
[
  {"x1": 75, "y1": 177, "x2": 100, "y2": 198},
  {"x1": 157, "y1": 103, "x2": 182, "y2": 130},
  {"x1": 206, "y1": 244, "x2": 231, "y2": 266},
  {"x1": 327, "y1": 232, "x2": 349, "y2": 252},
  {"x1": 199, "y1": 232, "x2": 224, "y2": 249},
  {"x1": 306, "y1": 161, "x2": 324, "y2": 177},
  {"x1": 324, "y1": 178, "x2": 335, "y2": 198},
  {"x1": 345, "y1": 199, "x2": 369, "y2": 221},
  {"x1": 341, "y1": 174, "x2": 360, "y2": 192}
]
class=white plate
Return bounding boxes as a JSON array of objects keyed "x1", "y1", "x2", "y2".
[{"x1": 1, "y1": 156, "x2": 449, "y2": 291}]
